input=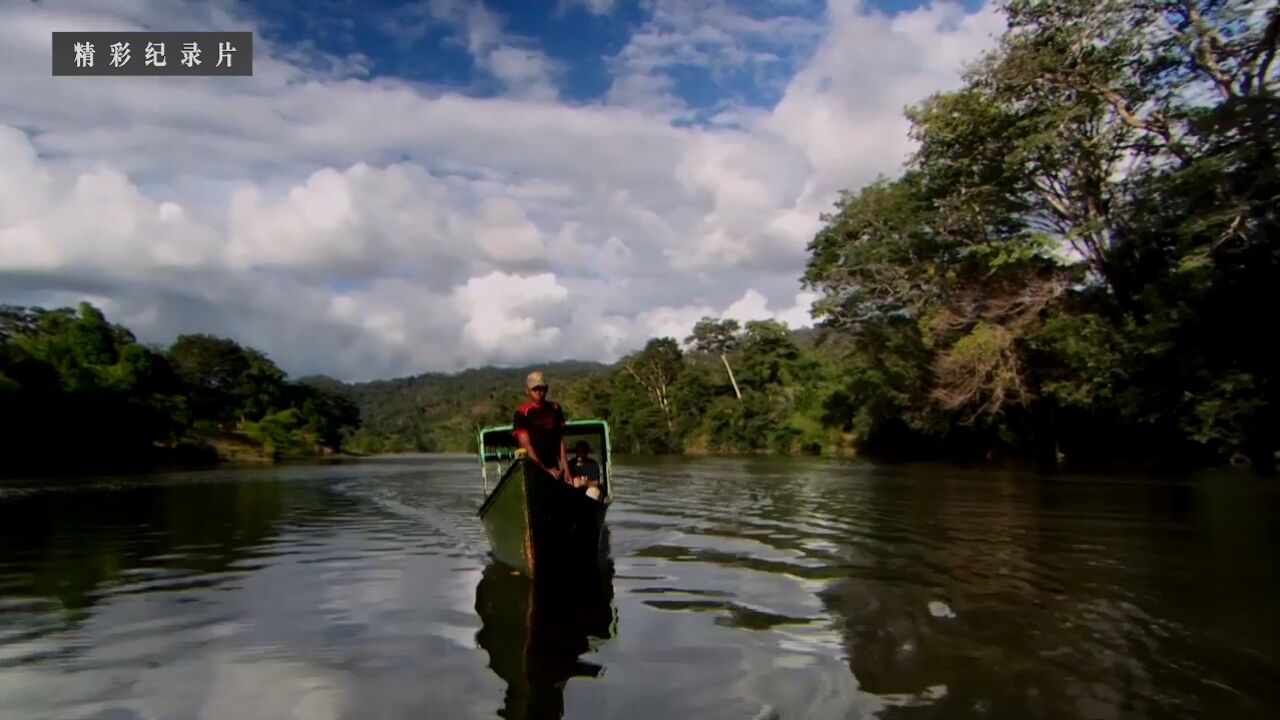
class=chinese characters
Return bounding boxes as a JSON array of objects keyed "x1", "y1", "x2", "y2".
[
  {"x1": 145, "y1": 42, "x2": 166, "y2": 67},
  {"x1": 109, "y1": 41, "x2": 130, "y2": 67},
  {"x1": 73, "y1": 41, "x2": 94, "y2": 67},
  {"x1": 53, "y1": 32, "x2": 253, "y2": 77}
]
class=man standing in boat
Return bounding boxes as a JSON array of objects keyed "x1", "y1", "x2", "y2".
[{"x1": 512, "y1": 370, "x2": 574, "y2": 484}]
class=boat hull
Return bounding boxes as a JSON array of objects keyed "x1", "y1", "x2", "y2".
[{"x1": 477, "y1": 458, "x2": 608, "y2": 578}]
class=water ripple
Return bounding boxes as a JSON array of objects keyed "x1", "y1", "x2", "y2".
[{"x1": 0, "y1": 456, "x2": 1276, "y2": 720}]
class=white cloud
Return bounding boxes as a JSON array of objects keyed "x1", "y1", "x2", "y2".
[
  {"x1": 765, "y1": 0, "x2": 1006, "y2": 192},
  {"x1": 604, "y1": 0, "x2": 826, "y2": 114},
  {"x1": 453, "y1": 271, "x2": 569, "y2": 355},
  {"x1": 563, "y1": 0, "x2": 617, "y2": 16},
  {"x1": 719, "y1": 288, "x2": 821, "y2": 331},
  {"x1": 404, "y1": 0, "x2": 565, "y2": 99},
  {"x1": 0, "y1": 0, "x2": 1003, "y2": 382}
]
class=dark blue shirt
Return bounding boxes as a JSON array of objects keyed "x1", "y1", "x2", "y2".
[{"x1": 569, "y1": 456, "x2": 600, "y2": 481}]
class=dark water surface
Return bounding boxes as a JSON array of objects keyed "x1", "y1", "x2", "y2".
[{"x1": 1, "y1": 455, "x2": 1277, "y2": 720}]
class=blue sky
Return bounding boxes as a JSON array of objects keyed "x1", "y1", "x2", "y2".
[
  {"x1": 0, "y1": 0, "x2": 1006, "y2": 380},
  {"x1": 248, "y1": 0, "x2": 968, "y2": 110}
]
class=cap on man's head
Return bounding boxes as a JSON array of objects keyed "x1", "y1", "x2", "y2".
[{"x1": 525, "y1": 370, "x2": 547, "y2": 389}]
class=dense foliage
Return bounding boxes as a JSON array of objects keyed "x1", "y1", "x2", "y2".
[
  {"x1": 0, "y1": 302, "x2": 361, "y2": 474},
  {"x1": 335, "y1": 325, "x2": 889, "y2": 458},
  {"x1": 335, "y1": 360, "x2": 614, "y2": 454},
  {"x1": 801, "y1": 0, "x2": 1279, "y2": 473}
]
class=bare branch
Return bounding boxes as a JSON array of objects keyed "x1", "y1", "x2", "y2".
[
  {"x1": 1037, "y1": 72, "x2": 1191, "y2": 164},
  {"x1": 1254, "y1": 9, "x2": 1280, "y2": 94},
  {"x1": 1212, "y1": 210, "x2": 1248, "y2": 251},
  {"x1": 929, "y1": 321, "x2": 1034, "y2": 424},
  {"x1": 1181, "y1": 0, "x2": 1238, "y2": 98}
]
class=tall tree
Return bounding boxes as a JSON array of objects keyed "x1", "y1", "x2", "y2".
[
  {"x1": 803, "y1": 0, "x2": 1278, "y2": 470},
  {"x1": 685, "y1": 317, "x2": 743, "y2": 400},
  {"x1": 167, "y1": 334, "x2": 253, "y2": 423},
  {"x1": 621, "y1": 338, "x2": 683, "y2": 435}
]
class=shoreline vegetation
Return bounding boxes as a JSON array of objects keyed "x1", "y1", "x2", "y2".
[
  {"x1": 0, "y1": 303, "x2": 365, "y2": 478},
  {"x1": 3, "y1": 1, "x2": 1277, "y2": 478}
]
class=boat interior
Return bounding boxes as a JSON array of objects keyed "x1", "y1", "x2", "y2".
[{"x1": 478, "y1": 418, "x2": 613, "y2": 499}]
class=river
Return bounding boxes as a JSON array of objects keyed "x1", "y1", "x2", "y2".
[{"x1": 0, "y1": 455, "x2": 1276, "y2": 720}]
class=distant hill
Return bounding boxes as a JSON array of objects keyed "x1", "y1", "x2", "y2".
[{"x1": 306, "y1": 360, "x2": 614, "y2": 453}]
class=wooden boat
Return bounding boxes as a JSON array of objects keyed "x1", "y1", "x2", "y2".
[{"x1": 475, "y1": 418, "x2": 614, "y2": 578}]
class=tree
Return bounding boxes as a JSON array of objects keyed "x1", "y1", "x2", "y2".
[
  {"x1": 287, "y1": 381, "x2": 361, "y2": 450},
  {"x1": 0, "y1": 306, "x2": 41, "y2": 342},
  {"x1": 739, "y1": 320, "x2": 800, "y2": 388},
  {"x1": 621, "y1": 338, "x2": 683, "y2": 436},
  {"x1": 0, "y1": 302, "x2": 197, "y2": 473},
  {"x1": 986, "y1": 0, "x2": 1280, "y2": 470},
  {"x1": 166, "y1": 334, "x2": 291, "y2": 426},
  {"x1": 167, "y1": 334, "x2": 253, "y2": 423},
  {"x1": 685, "y1": 317, "x2": 743, "y2": 400},
  {"x1": 235, "y1": 348, "x2": 287, "y2": 423},
  {"x1": 802, "y1": 0, "x2": 1279, "y2": 470}
]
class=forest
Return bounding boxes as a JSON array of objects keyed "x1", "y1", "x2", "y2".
[
  {"x1": 1, "y1": 0, "x2": 1275, "y2": 475},
  {"x1": 0, "y1": 302, "x2": 361, "y2": 475}
]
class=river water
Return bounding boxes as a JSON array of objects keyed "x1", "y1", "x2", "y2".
[{"x1": 0, "y1": 455, "x2": 1276, "y2": 720}]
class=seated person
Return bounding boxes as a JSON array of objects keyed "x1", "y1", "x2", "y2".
[{"x1": 568, "y1": 440, "x2": 603, "y2": 500}]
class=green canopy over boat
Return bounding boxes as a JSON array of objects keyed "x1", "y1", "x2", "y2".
[{"x1": 476, "y1": 418, "x2": 614, "y2": 578}]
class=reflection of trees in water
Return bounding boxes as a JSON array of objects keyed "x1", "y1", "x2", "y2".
[
  {"x1": 0, "y1": 476, "x2": 308, "y2": 614},
  {"x1": 813, "y1": 470, "x2": 1279, "y2": 719},
  {"x1": 815, "y1": 472, "x2": 1061, "y2": 718},
  {"x1": 473, "y1": 529, "x2": 617, "y2": 720}
]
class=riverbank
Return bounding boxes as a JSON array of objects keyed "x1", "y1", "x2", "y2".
[
  {"x1": 6, "y1": 430, "x2": 1271, "y2": 481},
  {"x1": 191, "y1": 428, "x2": 366, "y2": 464},
  {"x1": 0, "y1": 429, "x2": 368, "y2": 480}
]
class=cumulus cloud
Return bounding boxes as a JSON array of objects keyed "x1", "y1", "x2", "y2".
[
  {"x1": 0, "y1": 0, "x2": 1003, "y2": 382},
  {"x1": 765, "y1": 0, "x2": 1006, "y2": 193}
]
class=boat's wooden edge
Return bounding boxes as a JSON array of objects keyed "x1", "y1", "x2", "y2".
[
  {"x1": 477, "y1": 458, "x2": 524, "y2": 517},
  {"x1": 477, "y1": 459, "x2": 537, "y2": 577},
  {"x1": 477, "y1": 456, "x2": 613, "y2": 580}
]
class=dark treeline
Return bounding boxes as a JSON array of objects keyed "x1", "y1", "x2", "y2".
[
  {"x1": 3, "y1": 0, "x2": 1275, "y2": 476},
  {"x1": 0, "y1": 302, "x2": 360, "y2": 475}
]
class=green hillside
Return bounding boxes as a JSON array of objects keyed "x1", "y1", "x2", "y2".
[
  {"x1": 322, "y1": 360, "x2": 614, "y2": 454},
  {"x1": 311, "y1": 327, "x2": 858, "y2": 457}
]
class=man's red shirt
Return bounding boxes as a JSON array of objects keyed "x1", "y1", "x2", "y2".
[{"x1": 512, "y1": 400, "x2": 566, "y2": 467}]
